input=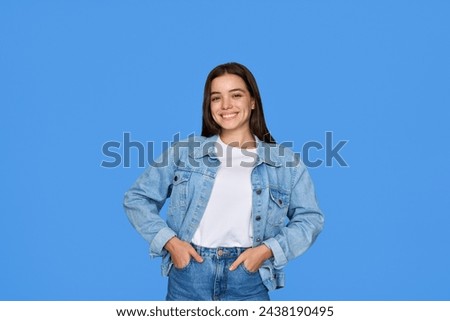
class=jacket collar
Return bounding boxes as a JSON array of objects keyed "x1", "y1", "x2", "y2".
[{"x1": 190, "y1": 135, "x2": 282, "y2": 167}]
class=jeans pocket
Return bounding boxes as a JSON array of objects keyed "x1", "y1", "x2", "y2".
[
  {"x1": 172, "y1": 258, "x2": 192, "y2": 272},
  {"x1": 240, "y1": 263, "x2": 259, "y2": 275}
]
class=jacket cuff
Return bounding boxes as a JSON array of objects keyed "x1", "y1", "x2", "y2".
[
  {"x1": 263, "y1": 238, "x2": 288, "y2": 269},
  {"x1": 150, "y1": 227, "x2": 177, "y2": 257}
]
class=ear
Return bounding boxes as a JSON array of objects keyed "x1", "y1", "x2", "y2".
[{"x1": 251, "y1": 99, "x2": 255, "y2": 109}]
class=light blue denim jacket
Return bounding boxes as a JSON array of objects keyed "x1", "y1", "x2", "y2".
[{"x1": 123, "y1": 135, "x2": 324, "y2": 291}]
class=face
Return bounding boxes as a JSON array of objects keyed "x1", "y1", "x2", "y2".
[{"x1": 210, "y1": 73, "x2": 255, "y2": 137}]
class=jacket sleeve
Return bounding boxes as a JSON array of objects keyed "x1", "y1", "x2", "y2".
[
  {"x1": 123, "y1": 147, "x2": 177, "y2": 258},
  {"x1": 263, "y1": 161, "x2": 324, "y2": 269}
]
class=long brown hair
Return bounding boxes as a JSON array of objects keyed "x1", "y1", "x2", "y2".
[{"x1": 201, "y1": 62, "x2": 275, "y2": 144}]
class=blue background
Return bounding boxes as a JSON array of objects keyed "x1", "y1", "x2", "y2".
[{"x1": 1, "y1": 1, "x2": 449, "y2": 300}]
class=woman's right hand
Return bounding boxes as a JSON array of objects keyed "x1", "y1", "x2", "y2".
[{"x1": 164, "y1": 237, "x2": 203, "y2": 269}]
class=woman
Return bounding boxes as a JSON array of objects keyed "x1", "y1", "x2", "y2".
[{"x1": 123, "y1": 62, "x2": 324, "y2": 301}]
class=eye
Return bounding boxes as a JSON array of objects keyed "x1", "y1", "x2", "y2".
[
  {"x1": 232, "y1": 93, "x2": 243, "y2": 99},
  {"x1": 211, "y1": 96, "x2": 221, "y2": 102}
]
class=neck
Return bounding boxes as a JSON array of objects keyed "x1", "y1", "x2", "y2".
[{"x1": 219, "y1": 130, "x2": 256, "y2": 149}]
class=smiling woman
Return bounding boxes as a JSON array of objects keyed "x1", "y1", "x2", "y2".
[
  {"x1": 123, "y1": 62, "x2": 324, "y2": 301},
  {"x1": 209, "y1": 74, "x2": 255, "y2": 147},
  {"x1": 201, "y1": 62, "x2": 275, "y2": 146}
]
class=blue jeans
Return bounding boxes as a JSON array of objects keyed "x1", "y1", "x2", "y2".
[{"x1": 166, "y1": 244, "x2": 270, "y2": 301}]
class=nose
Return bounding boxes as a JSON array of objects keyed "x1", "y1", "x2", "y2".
[{"x1": 221, "y1": 96, "x2": 232, "y2": 110}]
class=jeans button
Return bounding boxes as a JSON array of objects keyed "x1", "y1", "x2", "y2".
[{"x1": 217, "y1": 249, "x2": 223, "y2": 256}]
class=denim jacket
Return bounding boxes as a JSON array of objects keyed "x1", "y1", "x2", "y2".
[{"x1": 123, "y1": 135, "x2": 324, "y2": 291}]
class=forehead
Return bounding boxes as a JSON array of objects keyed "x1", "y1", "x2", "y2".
[{"x1": 211, "y1": 73, "x2": 247, "y2": 91}]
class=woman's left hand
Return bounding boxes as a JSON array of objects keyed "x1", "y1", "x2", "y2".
[{"x1": 229, "y1": 245, "x2": 273, "y2": 273}]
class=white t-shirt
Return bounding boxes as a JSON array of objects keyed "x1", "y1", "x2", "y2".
[{"x1": 191, "y1": 137, "x2": 257, "y2": 248}]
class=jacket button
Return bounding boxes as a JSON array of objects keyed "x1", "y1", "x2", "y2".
[
  {"x1": 255, "y1": 216, "x2": 261, "y2": 221},
  {"x1": 174, "y1": 175, "x2": 178, "y2": 182},
  {"x1": 256, "y1": 238, "x2": 261, "y2": 242},
  {"x1": 278, "y1": 199, "x2": 283, "y2": 205},
  {"x1": 256, "y1": 189, "x2": 262, "y2": 195}
]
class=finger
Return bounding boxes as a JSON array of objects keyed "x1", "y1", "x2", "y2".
[
  {"x1": 172, "y1": 255, "x2": 190, "y2": 269},
  {"x1": 242, "y1": 260, "x2": 258, "y2": 273},
  {"x1": 229, "y1": 254, "x2": 245, "y2": 271},
  {"x1": 189, "y1": 247, "x2": 204, "y2": 263}
]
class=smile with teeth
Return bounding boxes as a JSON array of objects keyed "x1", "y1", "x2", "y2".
[{"x1": 221, "y1": 112, "x2": 238, "y2": 119}]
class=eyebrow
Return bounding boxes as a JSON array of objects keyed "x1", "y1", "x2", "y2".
[{"x1": 210, "y1": 88, "x2": 246, "y2": 96}]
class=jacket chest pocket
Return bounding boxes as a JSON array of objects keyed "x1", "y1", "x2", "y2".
[
  {"x1": 267, "y1": 188, "x2": 290, "y2": 226},
  {"x1": 169, "y1": 170, "x2": 192, "y2": 208}
]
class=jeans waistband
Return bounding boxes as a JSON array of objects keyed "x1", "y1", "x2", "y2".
[{"x1": 191, "y1": 244, "x2": 249, "y2": 258}]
